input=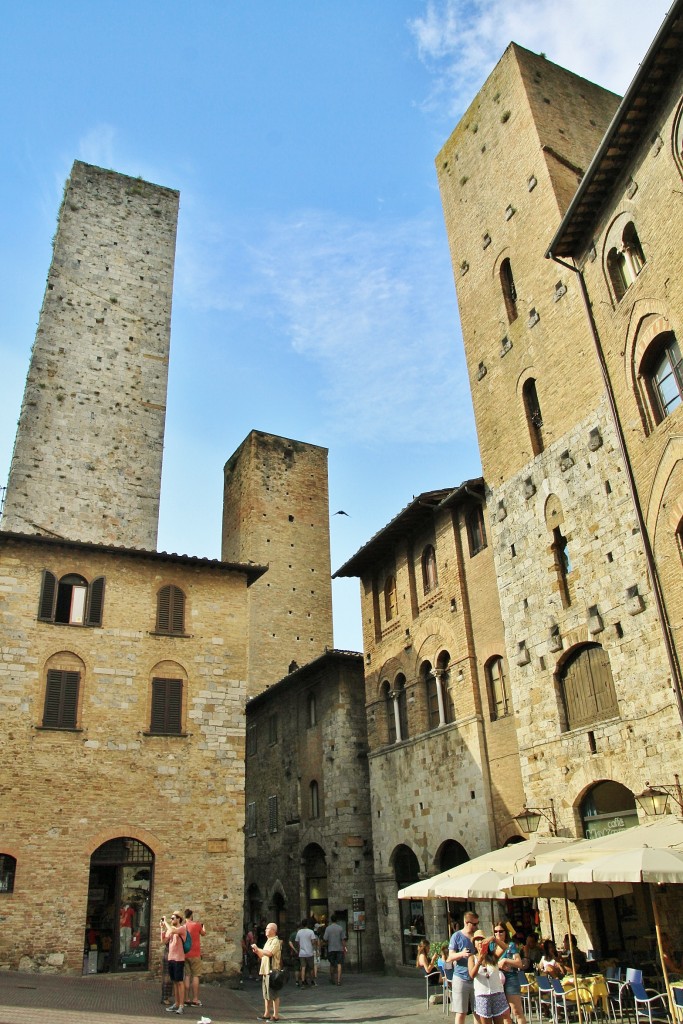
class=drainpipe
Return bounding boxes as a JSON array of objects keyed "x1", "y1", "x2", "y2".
[{"x1": 548, "y1": 252, "x2": 683, "y2": 726}]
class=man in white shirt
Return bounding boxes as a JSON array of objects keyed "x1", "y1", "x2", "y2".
[{"x1": 295, "y1": 918, "x2": 318, "y2": 987}]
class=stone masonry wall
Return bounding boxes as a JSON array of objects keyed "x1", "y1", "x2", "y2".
[
  {"x1": 2, "y1": 161, "x2": 178, "y2": 549},
  {"x1": 222, "y1": 431, "x2": 333, "y2": 697},
  {"x1": 0, "y1": 534, "x2": 250, "y2": 974}
]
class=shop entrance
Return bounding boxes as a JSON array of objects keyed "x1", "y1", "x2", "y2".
[{"x1": 84, "y1": 837, "x2": 154, "y2": 974}]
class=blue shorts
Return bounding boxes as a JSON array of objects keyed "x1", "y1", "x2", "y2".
[{"x1": 168, "y1": 960, "x2": 185, "y2": 982}]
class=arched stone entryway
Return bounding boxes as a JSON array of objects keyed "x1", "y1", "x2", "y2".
[{"x1": 84, "y1": 837, "x2": 154, "y2": 974}]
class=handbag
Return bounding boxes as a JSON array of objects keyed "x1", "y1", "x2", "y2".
[{"x1": 269, "y1": 968, "x2": 287, "y2": 990}]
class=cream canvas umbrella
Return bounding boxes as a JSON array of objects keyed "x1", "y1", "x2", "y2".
[
  {"x1": 432, "y1": 868, "x2": 508, "y2": 900},
  {"x1": 568, "y1": 846, "x2": 683, "y2": 1021},
  {"x1": 537, "y1": 815, "x2": 683, "y2": 862},
  {"x1": 502, "y1": 857, "x2": 633, "y2": 1024}
]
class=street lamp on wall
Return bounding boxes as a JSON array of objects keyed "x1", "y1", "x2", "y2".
[
  {"x1": 514, "y1": 798, "x2": 557, "y2": 836},
  {"x1": 636, "y1": 774, "x2": 683, "y2": 816}
]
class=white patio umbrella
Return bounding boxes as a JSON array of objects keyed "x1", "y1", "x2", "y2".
[
  {"x1": 432, "y1": 867, "x2": 508, "y2": 900},
  {"x1": 538, "y1": 815, "x2": 683, "y2": 862},
  {"x1": 568, "y1": 846, "x2": 683, "y2": 1022},
  {"x1": 501, "y1": 857, "x2": 633, "y2": 1024}
]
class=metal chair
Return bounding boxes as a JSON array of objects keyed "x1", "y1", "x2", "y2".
[
  {"x1": 628, "y1": 980, "x2": 669, "y2": 1024},
  {"x1": 671, "y1": 987, "x2": 683, "y2": 1023},
  {"x1": 442, "y1": 971, "x2": 453, "y2": 1015},
  {"x1": 424, "y1": 969, "x2": 441, "y2": 1007},
  {"x1": 536, "y1": 973, "x2": 555, "y2": 1022},
  {"x1": 520, "y1": 978, "x2": 534, "y2": 1023},
  {"x1": 551, "y1": 976, "x2": 588, "y2": 1024}
]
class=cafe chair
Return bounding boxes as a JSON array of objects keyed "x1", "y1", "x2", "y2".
[
  {"x1": 442, "y1": 972, "x2": 453, "y2": 1016},
  {"x1": 551, "y1": 976, "x2": 596, "y2": 1024},
  {"x1": 671, "y1": 988, "x2": 683, "y2": 1023},
  {"x1": 424, "y1": 969, "x2": 441, "y2": 1008},
  {"x1": 536, "y1": 973, "x2": 555, "y2": 1022},
  {"x1": 520, "y1": 978, "x2": 534, "y2": 1023},
  {"x1": 628, "y1": 980, "x2": 670, "y2": 1024}
]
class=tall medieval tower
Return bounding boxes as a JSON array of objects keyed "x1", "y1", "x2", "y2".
[
  {"x1": 436, "y1": 46, "x2": 680, "y2": 820},
  {"x1": 2, "y1": 161, "x2": 179, "y2": 549},
  {"x1": 222, "y1": 430, "x2": 334, "y2": 697}
]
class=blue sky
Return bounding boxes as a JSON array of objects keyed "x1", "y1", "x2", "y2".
[{"x1": 0, "y1": 0, "x2": 671, "y2": 651}]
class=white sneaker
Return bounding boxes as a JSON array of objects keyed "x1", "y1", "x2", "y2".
[{"x1": 166, "y1": 1006, "x2": 178, "y2": 1013}]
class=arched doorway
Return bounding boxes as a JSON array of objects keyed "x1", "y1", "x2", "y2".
[
  {"x1": 246, "y1": 883, "x2": 262, "y2": 930},
  {"x1": 580, "y1": 780, "x2": 639, "y2": 840},
  {"x1": 393, "y1": 844, "x2": 423, "y2": 965},
  {"x1": 302, "y1": 843, "x2": 328, "y2": 924},
  {"x1": 434, "y1": 839, "x2": 470, "y2": 937},
  {"x1": 85, "y1": 837, "x2": 154, "y2": 974}
]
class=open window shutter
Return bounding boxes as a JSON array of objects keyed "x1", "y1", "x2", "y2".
[
  {"x1": 86, "y1": 576, "x2": 106, "y2": 626},
  {"x1": 38, "y1": 570, "x2": 57, "y2": 622},
  {"x1": 170, "y1": 587, "x2": 185, "y2": 634},
  {"x1": 157, "y1": 586, "x2": 171, "y2": 632}
]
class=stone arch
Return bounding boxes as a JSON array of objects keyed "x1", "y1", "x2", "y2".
[{"x1": 672, "y1": 94, "x2": 683, "y2": 179}]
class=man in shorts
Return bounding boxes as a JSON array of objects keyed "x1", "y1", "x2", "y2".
[
  {"x1": 295, "y1": 918, "x2": 317, "y2": 986},
  {"x1": 448, "y1": 911, "x2": 479, "y2": 1024},
  {"x1": 323, "y1": 914, "x2": 346, "y2": 986},
  {"x1": 183, "y1": 909, "x2": 206, "y2": 1007}
]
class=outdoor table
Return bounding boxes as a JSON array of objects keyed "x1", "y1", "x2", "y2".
[
  {"x1": 562, "y1": 974, "x2": 609, "y2": 1015},
  {"x1": 671, "y1": 980, "x2": 683, "y2": 1021}
]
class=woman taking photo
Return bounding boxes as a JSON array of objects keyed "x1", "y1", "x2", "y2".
[
  {"x1": 468, "y1": 930, "x2": 511, "y2": 1024},
  {"x1": 492, "y1": 922, "x2": 527, "y2": 1024}
]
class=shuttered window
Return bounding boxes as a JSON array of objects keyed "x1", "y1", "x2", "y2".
[
  {"x1": 561, "y1": 645, "x2": 619, "y2": 731},
  {"x1": 268, "y1": 795, "x2": 278, "y2": 833},
  {"x1": 156, "y1": 585, "x2": 185, "y2": 635},
  {"x1": 247, "y1": 802, "x2": 257, "y2": 837},
  {"x1": 37, "y1": 570, "x2": 105, "y2": 627},
  {"x1": 150, "y1": 678, "x2": 183, "y2": 734},
  {"x1": 43, "y1": 669, "x2": 80, "y2": 728}
]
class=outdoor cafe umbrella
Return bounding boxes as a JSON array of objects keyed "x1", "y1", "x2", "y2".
[
  {"x1": 568, "y1": 846, "x2": 683, "y2": 1022},
  {"x1": 501, "y1": 857, "x2": 633, "y2": 1024}
]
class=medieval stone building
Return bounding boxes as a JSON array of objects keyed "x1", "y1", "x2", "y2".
[
  {"x1": 0, "y1": 162, "x2": 267, "y2": 975},
  {"x1": 243, "y1": 649, "x2": 382, "y2": 971},
  {"x1": 334, "y1": 481, "x2": 525, "y2": 966}
]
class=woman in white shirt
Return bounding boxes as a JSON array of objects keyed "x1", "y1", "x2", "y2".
[{"x1": 468, "y1": 931, "x2": 511, "y2": 1023}]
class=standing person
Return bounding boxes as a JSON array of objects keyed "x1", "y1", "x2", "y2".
[
  {"x1": 324, "y1": 914, "x2": 346, "y2": 986},
  {"x1": 161, "y1": 911, "x2": 187, "y2": 1015},
  {"x1": 448, "y1": 910, "x2": 480, "y2": 1024},
  {"x1": 183, "y1": 909, "x2": 206, "y2": 1008},
  {"x1": 295, "y1": 918, "x2": 317, "y2": 987},
  {"x1": 120, "y1": 903, "x2": 135, "y2": 955},
  {"x1": 493, "y1": 921, "x2": 527, "y2": 1024},
  {"x1": 469, "y1": 930, "x2": 511, "y2": 1024},
  {"x1": 252, "y1": 921, "x2": 283, "y2": 1023}
]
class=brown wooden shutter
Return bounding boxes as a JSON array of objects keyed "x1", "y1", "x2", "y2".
[
  {"x1": 563, "y1": 645, "x2": 618, "y2": 729},
  {"x1": 38, "y1": 570, "x2": 57, "y2": 622},
  {"x1": 86, "y1": 576, "x2": 106, "y2": 626},
  {"x1": 150, "y1": 678, "x2": 183, "y2": 734},
  {"x1": 157, "y1": 586, "x2": 171, "y2": 632},
  {"x1": 170, "y1": 587, "x2": 185, "y2": 634},
  {"x1": 43, "y1": 669, "x2": 80, "y2": 728}
]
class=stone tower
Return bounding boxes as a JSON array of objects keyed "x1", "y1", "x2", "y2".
[
  {"x1": 222, "y1": 430, "x2": 334, "y2": 696},
  {"x1": 436, "y1": 45, "x2": 681, "y2": 823},
  {"x1": 2, "y1": 161, "x2": 179, "y2": 549}
]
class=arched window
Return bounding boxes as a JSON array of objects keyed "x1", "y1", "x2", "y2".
[
  {"x1": 486, "y1": 656, "x2": 509, "y2": 721},
  {"x1": 559, "y1": 644, "x2": 618, "y2": 731},
  {"x1": 422, "y1": 545, "x2": 438, "y2": 594},
  {"x1": 384, "y1": 575, "x2": 398, "y2": 622},
  {"x1": 38, "y1": 570, "x2": 105, "y2": 627},
  {"x1": 395, "y1": 674, "x2": 409, "y2": 740},
  {"x1": 156, "y1": 584, "x2": 185, "y2": 635},
  {"x1": 551, "y1": 525, "x2": 572, "y2": 608},
  {"x1": 382, "y1": 681, "x2": 396, "y2": 744},
  {"x1": 606, "y1": 221, "x2": 645, "y2": 303},
  {"x1": 436, "y1": 650, "x2": 454, "y2": 724},
  {"x1": 580, "y1": 781, "x2": 638, "y2": 840},
  {"x1": 422, "y1": 661, "x2": 440, "y2": 730},
  {"x1": 467, "y1": 505, "x2": 487, "y2": 556},
  {"x1": 42, "y1": 651, "x2": 84, "y2": 730},
  {"x1": 0, "y1": 854, "x2": 17, "y2": 893},
  {"x1": 642, "y1": 332, "x2": 683, "y2": 424},
  {"x1": 606, "y1": 247, "x2": 629, "y2": 302},
  {"x1": 307, "y1": 691, "x2": 317, "y2": 727},
  {"x1": 500, "y1": 258, "x2": 518, "y2": 323},
  {"x1": 523, "y1": 378, "x2": 544, "y2": 455},
  {"x1": 310, "y1": 780, "x2": 320, "y2": 819}
]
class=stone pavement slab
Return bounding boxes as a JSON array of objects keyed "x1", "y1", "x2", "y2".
[{"x1": 0, "y1": 970, "x2": 443, "y2": 1024}]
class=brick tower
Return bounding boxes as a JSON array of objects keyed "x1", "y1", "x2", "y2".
[
  {"x1": 2, "y1": 161, "x2": 179, "y2": 549},
  {"x1": 222, "y1": 430, "x2": 334, "y2": 696}
]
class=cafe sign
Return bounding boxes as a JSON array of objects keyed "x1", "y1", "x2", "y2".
[{"x1": 583, "y1": 809, "x2": 639, "y2": 841}]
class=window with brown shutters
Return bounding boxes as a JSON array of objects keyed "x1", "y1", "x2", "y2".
[
  {"x1": 560, "y1": 644, "x2": 619, "y2": 731},
  {"x1": 156, "y1": 585, "x2": 186, "y2": 635},
  {"x1": 150, "y1": 677, "x2": 183, "y2": 734},
  {"x1": 43, "y1": 669, "x2": 80, "y2": 729},
  {"x1": 37, "y1": 570, "x2": 105, "y2": 627}
]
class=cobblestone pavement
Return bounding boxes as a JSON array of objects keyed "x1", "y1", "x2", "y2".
[{"x1": 0, "y1": 968, "x2": 445, "y2": 1024}]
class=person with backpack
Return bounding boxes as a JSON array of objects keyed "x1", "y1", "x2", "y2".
[
  {"x1": 183, "y1": 909, "x2": 207, "y2": 1007},
  {"x1": 161, "y1": 912, "x2": 188, "y2": 1015}
]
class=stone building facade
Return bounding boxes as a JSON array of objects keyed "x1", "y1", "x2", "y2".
[
  {"x1": 2, "y1": 162, "x2": 178, "y2": 550},
  {"x1": 222, "y1": 431, "x2": 334, "y2": 698},
  {"x1": 0, "y1": 530, "x2": 264, "y2": 974},
  {"x1": 243, "y1": 650, "x2": 382, "y2": 971},
  {"x1": 0, "y1": 163, "x2": 267, "y2": 975},
  {"x1": 435, "y1": 19, "x2": 683, "y2": 955},
  {"x1": 334, "y1": 482, "x2": 525, "y2": 967}
]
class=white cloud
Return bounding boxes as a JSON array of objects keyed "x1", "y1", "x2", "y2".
[
  {"x1": 408, "y1": 0, "x2": 671, "y2": 119},
  {"x1": 78, "y1": 123, "x2": 117, "y2": 169},
  {"x1": 175, "y1": 205, "x2": 471, "y2": 447}
]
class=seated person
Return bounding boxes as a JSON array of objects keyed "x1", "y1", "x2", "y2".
[
  {"x1": 561, "y1": 934, "x2": 587, "y2": 973},
  {"x1": 661, "y1": 933, "x2": 683, "y2": 981},
  {"x1": 523, "y1": 933, "x2": 543, "y2": 968},
  {"x1": 539, "y1": 939, "x2": 566, "y2": 978},
  {"x1": 416, "y1": 939, "x2": 441, "y2": 984},
  {"x1": 437, "y1": 942, "x2": 454, "y2": 980}
]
